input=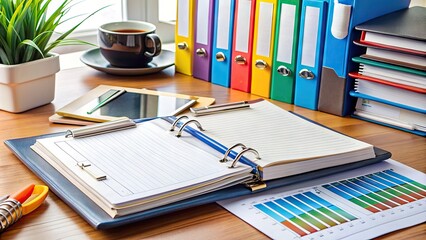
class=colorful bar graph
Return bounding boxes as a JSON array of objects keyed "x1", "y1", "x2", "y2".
[
  {"x1": 323, "y1": 170, "x2": 426, "y2": 213},
  {"x1": 254, "y1": 191, "x2": 357, "y2": 237}
]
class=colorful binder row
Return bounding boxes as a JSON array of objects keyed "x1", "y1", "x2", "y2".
[{"x1": 175, "y1": 0, "x2": 410, "y2": 113}]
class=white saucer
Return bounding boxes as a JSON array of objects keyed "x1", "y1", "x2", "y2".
[{"x1": 80, "y1": 48, "x2": 174, "y2": 76}]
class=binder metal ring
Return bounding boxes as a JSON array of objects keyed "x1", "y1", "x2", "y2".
[
  {"x1": 229, "y1": 148, "x2": 261, "y2": 168},
  {"x1": 176, "y1": 120, "x2": 205, "y2": 137},
  {"x1": 277, "y1": 66, "x2": 291, "y2": 76},
  {"x1": 220, "y1": 143, "x2": 247, "y2": 163},
  {"x1": 235, "y1": 55, "x2": 246, "y2": 65},
  {"x1": 215, "y1": 52, "x2": 226, "y2": 62},
  {"x1": 177, "y1": 42, "x2": 188, "y2": 50},
  {"x1": 255, "y1": 60, "x2": 268, "y2": 69},
  {"x1": 196, "y1": 48, "x2": 207, "y2": 57},
  {"x1": 170, "y1": 116, "x2": 189, "y2": 131},
  {"x1": 298, "y1": 69, "x2": 315, "y2": 80}
]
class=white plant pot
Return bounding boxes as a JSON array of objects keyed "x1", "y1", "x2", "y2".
[{"x1": 0, "y1": 53, "x2": 60, "y2": 113}]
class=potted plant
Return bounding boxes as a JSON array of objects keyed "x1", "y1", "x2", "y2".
[{"x1": 0, "y1": 0, "x2": 103, "y2": 113}]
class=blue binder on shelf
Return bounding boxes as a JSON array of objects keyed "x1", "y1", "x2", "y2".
[
  {"x1": 293, "y1": 0, "x2": 329, "y2": 110},
  {"x1": 5, "y1": 114, "x2": 390, "y2": 229},
  {"x1": 211, "y1": 0, "x2": 236, "y2": 87},
  {"x1": 317, "y1": 0, "x2": 411, "y2": 116}
]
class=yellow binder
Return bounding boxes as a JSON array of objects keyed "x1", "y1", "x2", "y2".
[
  {"x1": 175, "y1": 0, "x2": 195, "y2": 75},
  {"x1": 250, "y1": 0, "x2": 278, "y2": 98}
]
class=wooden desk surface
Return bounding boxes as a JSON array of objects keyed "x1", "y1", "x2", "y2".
[{"x1": 0, "y1": 66, "x2": 424, "y2": 239}]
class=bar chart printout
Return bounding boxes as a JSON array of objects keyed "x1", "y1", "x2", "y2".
[
  {"x1": 218, "y1": 160, "x2": 426, "y2": 240},
  {"x1": 253, "y1": 192, "x2": 357, "y2": 237},
  {"x1": 322, "y1": 170, "x2": 426, "y2": 213}
]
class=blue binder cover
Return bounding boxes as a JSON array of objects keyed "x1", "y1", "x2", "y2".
[
  {"x1": 4, "y1": 116, "x2": 391, "y2": 229},
  {"x1": 317, "y1": 0, "x2": 410, "y2": 116},
  {"x1": 294, "y1": 0, "x2": 329, "y2": 110},
  {"x1": 211, "y1": 0, "x2": 236, "y2": 87}
]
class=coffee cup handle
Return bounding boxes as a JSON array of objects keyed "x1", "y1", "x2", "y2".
[{"x1": 144, "y1": 34, "x2": 162, "y2": 57}]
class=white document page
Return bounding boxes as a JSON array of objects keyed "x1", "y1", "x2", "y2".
[
  {"x1": 355, "y1": 79, "x2": 426, "y2": 110},
  {"x1": 360, "y1": 63, "x2": 426, "y2": 88},
  {"x1": 301, "y1": 6, "x2": 320, "y2": 67},
  {"x1": 276, "y1": 4, "x2": 296, "y2": 64},
  {"x1": 364, "y1": 32, "x2": 426, "y2": 52},
  {"x1": 196, "y1": 0, "x2": 210, "y2": 45},
  {"x1": 218, "y1": 159, "x2": 426, "y2": 240},
  {"x1": 255, "y1": 2, "x2": 274, "y2": 57},
  {"x1": 34, "y1": 119, "x2": 252, "y2": 209},
  {"x1": 216, "y1": 0, "x2": 232, "y2": 50},
  {"x1": 190, "y1": 100, "x2": 374, "y2": 167},
  {"x1": 177, "y1": 0, "x2": 189, "y2": 37},
  {"x1": 235, "y1": 0, "x2": 252, "y2": 53}
]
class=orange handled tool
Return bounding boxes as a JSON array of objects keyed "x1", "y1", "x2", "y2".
[{"x1": 0, "y1": 184, "x2": 49, "y2": 232}]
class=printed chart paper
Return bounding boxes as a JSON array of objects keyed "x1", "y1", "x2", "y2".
[{"x1": 218, "y1": 159, "x2": 426, "y2": 239}]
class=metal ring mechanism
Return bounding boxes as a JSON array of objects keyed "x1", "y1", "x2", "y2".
[
  {"x1": 176, "y1": 120, "x2": 205, "y2": 137},
  {"x1": 220, "y1": 143, "x2": 247, "y2": 163},
  {"x1": 229, "y1": 148, "x2": 261, "y2": 168},
  {"x1": 170, "y1": 116, "x2": 189, "y2": 131}
]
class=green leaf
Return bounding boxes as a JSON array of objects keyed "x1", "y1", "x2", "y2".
[
  {"x1": 0, "y1": 0, "x2": 107, "y2": 65},
  {"x1": 17, "y1": 39, "x2": 44, "y2": 62}
]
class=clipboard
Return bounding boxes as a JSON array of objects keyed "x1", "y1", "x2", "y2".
[{"x1": 55, "y1": 85, "x2": 215, "y2": 123}]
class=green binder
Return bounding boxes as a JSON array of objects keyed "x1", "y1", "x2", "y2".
[{"x1": 270, "y1": 0, "x2": 302, "y2": 103}]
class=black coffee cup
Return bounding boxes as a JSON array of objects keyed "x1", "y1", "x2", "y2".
[{"x1": 98, "y1": 21, "x2": 162, "y2": 68}]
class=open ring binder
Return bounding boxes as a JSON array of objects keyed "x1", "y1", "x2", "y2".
[
  {"x1": 175, "y1": 119, "x2": 205, "y2": 137},
  {"x1": 228, "y1": 148, "x2": 261, "y2": 168},
  {"x1": 220, "y1": 143, "x2": 247, "y2": 163},
  {"x1": 0, "y1": 199, "x2": 22, "y2": 232}
]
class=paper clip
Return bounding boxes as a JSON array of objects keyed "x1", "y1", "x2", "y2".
[
  {"x1": 0, "y1": 184, "x2": 49, "y2": 232},
  {"x1": 190, "y1": 101, "x2": 250, "y2": 116}
]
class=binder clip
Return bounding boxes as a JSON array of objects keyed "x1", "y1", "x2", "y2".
[{"x1": 0, "y1": 184, "x2": 49, "y2": 232}]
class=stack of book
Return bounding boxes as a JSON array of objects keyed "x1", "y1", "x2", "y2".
[{"x1": 349, "y1": 6, "x2": 426, "y2": 136}]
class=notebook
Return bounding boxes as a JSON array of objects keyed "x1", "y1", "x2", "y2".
[{"x1": 29, "y1": 100, "x2": 378, "y2": 219}]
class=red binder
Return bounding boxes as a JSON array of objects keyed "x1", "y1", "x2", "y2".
[{"x1": 230, "y1": 0, "x2": 257, "y2": 92}]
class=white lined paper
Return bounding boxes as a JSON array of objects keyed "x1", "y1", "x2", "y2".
[{"x1": 191, "y1": 100, "x2": 373, "y2": 166}]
